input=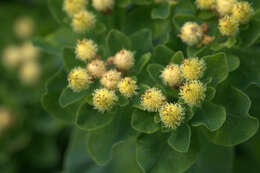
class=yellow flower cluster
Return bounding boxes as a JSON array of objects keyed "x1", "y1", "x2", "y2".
[
  {"x1": 216, "y1": 0, "x2": 236, "y2": 16},
  {"x1": 75, "y1": 39, "x2": 98, "y2": 61},
  {"x1": 92, "y1": 0, "x2": 115, "y2": 12},
  {"x1": 68, "y1": 67, "x2": 90, "y2": 92},
  {"x1": 232, "y1": 2, "x2": 254, "y2": 24},
  {"x1": 72, "y1": 11, "x2": 96, "y2": 33},
  {"x1": 114, "y1": 49, "x2": 135, "y2": 71},
  {"x1": 118, "y1": 77, "x2": 138, "y2": 98},
  {"x1": 87, "y1": 59, "x2": 106, "y2": 78},
  {"x1": 161, "y1": 64, "x2": 182, "y2": 87},
  {"x1": 93, "y1": 88, "x2": 118, "y2": 112},
  {"x1": 218, "y1": 15, "x2": 239, "y2": 36},
  {"x1": 180, "y1": 80, "x2": 206, "y2": 107},
  {"x1": 159, "y1": 103, "x2": 185, "y2": 129},
  {"x1": 141, "y1": 88, "x2": 166, "y2": 112},
  {"x1": 181, "y1": 58, "x2": 206, "y2": 80},
  {"x1": 180, "y1": 22, "x2": 203, "y2": 46},
  {"x1": 101, "y1": 70, "x2": 121, "y2": 90},
  {"x1": 63, "y1": 0, "x2": 88, "y2": 17}
]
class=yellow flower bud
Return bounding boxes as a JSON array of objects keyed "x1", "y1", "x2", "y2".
[
  {"x1": 93, "y1": 88, "x2": 118, "y2": 112},
  {"x1": 141, "y1": 88, "x2": 166, "y2": 112},
  {"x1": 118, "y1": 77, "x2": 138, "y2": 98},
  {"x1": 87, "y1": 59, "x2": 106, "y2": 78},
  {"x1": 63, "y1": 0, "x2": 88, "y2": 17},
  {"x1": 19, "y1": 62, "x2": 41, "y2": 85},
  {"x1": 100, "y1": 70, "x2": 121, "y2": 90},
  {"x1": 114, "y1": 49, "x2": 135, "y2": 71},
  {"x1": 159, "y1": 103, "x2": 185, "y2": 129},
  {"x1": 14, "y1": 16, "x2": 34, "y2": 39},
  {"x1": 232, "y1": 2, "x2": 254, "y2": 24},
  {"x1": 92, "y1": 0, "x2": 114, "y2": 12},
  {"x1": 75, "y1": 39, "x2": 98, "y2": 61},
  {"x1": 180, "y1": 80, "x2": 206, "y2": 106},
  {"x1": 68, "y1": 67, "x2": 90, "y2": 92},
  {"x1": 72, "y1": 10, "x2": 96, "y2": 33},
  {"x1": 20, "y1": 41, "x2": 40, "y2": 62},
  {"x1": 195, "y1": 0, "x2": 216, "y2": 10},
  {"x1": 2, "y1": 45, "x2": 22, "y2": 68},
  {"x1": 180, "y1": 22, "x2": 203, "y2": 46},
  {"x1": 216, "y1": 0, "x2": 236, "y2": 16},
  {"x1": 219, "y1": 15, "x2": 239, "y2": 36},
  {"x1": 181, "y1": 58, "x2": 206, "y2": 81},
  {"x1": 161, "y1": 64, "x2": 183, "y2": 87}
]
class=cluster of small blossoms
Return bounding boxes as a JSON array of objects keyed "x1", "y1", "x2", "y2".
[
  {"x1": 140, "y1": 57, "x2": 206, "y2": 130},
  {"x1": 63, "y1": 0, "x2": 115, "y2": 33},
  {"x1": 195, "y1": 0, "x2": 254, "y2": 37},
  {"x1": 68, "y1": 36, "x2": 137, "y2": 112},
  {"x1": 2, "y1": 17, "x2": 41, "y2": 85},
  {"x1": 179, "y1": 22, "x2": 215, "y2": 46}
]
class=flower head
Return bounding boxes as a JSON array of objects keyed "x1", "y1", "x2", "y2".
[
  {"x1": 216, "y1": 0, "x2": 236, "y2": 16},
  {"x1": 20, "y1": 41, "x2": 40, "y2": 61},
  {"x1": 195, "y1": 0, "x2": 216, "y2": 10},
  {"x1": 72, "y1": 10, "x2": 96, "y2": 33},
  {"x1": 100, "y1": 70, "x2": 121, "y2": 90},
  {"x1": 180, "y1": 80, "x2": 206, "y2": 106},
  {"x1": 118, "y1": 77, "x2": 138, "y2": 98},
  {"x1": 75, "y1": 39, "x2": 98, "y2": 61},
  {"x1": 87, "y1": 59, "x2": 106, "y2": 78},
  {"x1": 141, "y1": 88, "x2": 166, "y2": 112},
  {"x1": 114, "y1": 49, "x2": 135, "y2": 71},
  {"x1": 2, "y1": 45, "x2": 22, "y2": 68},
  {"x1": 92, "y1": 0, "x2": 114, "y2": 12},
  {"x1": 19, "y1": 62, "x2": 41, "y2": 85},
  {"x1": 232, "y1": 2, "x2": 254, "y2": 24},
  {"x1": 161, "y1": 64, "x2": 183, "y2": 87},
  {"x1": 159, "y1": 103, "x2": 185, "y2": 129},
  {"x1": 93, "y1": 88, "x2": 118, "y2": 112},
  {"x1": 68, "y1": 67, "x2": 90, "y2": 92},
  {"x1": 180, "y1": 22, "x2": 203, "y2": 46},
  {"x1": 0, "y1": 108, "x2": 13, "y2": 133},
  {"x1": 63, "y1": 0, "x2": 88, "y2": 17},
  {"x1": 181, "y1": 58, "x2": 206, "y2": 80},
  {"x1": 14, "y1": 16, "x2": 34, "y2": 39},
  {"x1": 219, "y1": 15, "x2": 239, "y2": 36}
]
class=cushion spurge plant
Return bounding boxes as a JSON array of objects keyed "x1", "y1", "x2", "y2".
[{"x1": 40, "y1": 0, "x2": 260, "y2": 172}]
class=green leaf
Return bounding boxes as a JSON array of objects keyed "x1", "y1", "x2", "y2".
[
  {"x1": 185, "y1": 134, "x2": 234, "y2": 173},
  {"x1": 62, "y1": 48, "x2": 85, "y2": 72},
  {"x1": 151, "y1": 4, "x2": 170, "y2": 19},
  {"x1": 187, "y1": 46, "x2": 208, "y2": 58},
  {"x1": 226, "y1": 54, "x2": 240, "y2": 72},
  {"x1": 168, "y1": 124, "x2": 191, "y2": 153},
  {"x1": 203, "y1": 84, "x2": 259, "y2": 146},
  {"x1": 131, "y1": 109, "x2": 160, "y2": 134},
  {"x1": 132, "y1": 0, "x2": 152, "y2": 5},
  {"x1": 86, "y1": 107, "x2": 135, "y2": 165},
  {"x1": 64, "y1": 129, "x2": 106, "y2": 173},
  {"x1": 198, "y1": 11, "x2": 216, "y2": 20},
  {"x1": 203, "y1": 53, "x2": 229, "y2": 87},
  {"x1": 59, "y1": 81, "x2": 99, "y2": 108},
  {"x1": 76, "y1": 102, "x2": 115, "y2": 131},
  {"x1": 106, "y1": 29, "x2": 132, "y2": 56},
  {"x1": 240, "y1": 19, "x2": 260, "y2": 47},
  {"x1": 205, "y1": 87, "x2": 216, "y2": 101},
  {"x1": 48, "y1": 0, "x2": 68, "y2": 24},
  {"x1": 135, "y1": 53, "x2": 151, "y2": 75},
  {"x1": 130, "y1": 29, "x2": 153, "y2": 57},
  {"x1": 136, "y1": 132, "x2": 199, "y2": 173},
  {"x1": 147, "y1": 63, "x2": 164, "y2": 84},
  {"x1": 171, "y1": 51, "x2": 184, "y2": 64},
  {"x1": 42, "y1": 69, "x2": 79, "y2": 123},
  {"x1": 151, "y1": 45, "x2": 174, "y2": 65},
  {"x1": 191, "y1": 102, "x2": 226, "y2": 131}
]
